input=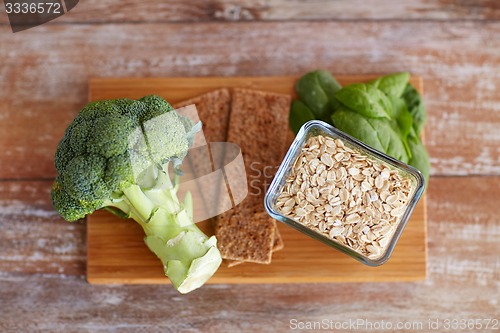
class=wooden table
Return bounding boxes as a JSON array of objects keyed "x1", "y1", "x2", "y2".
[{"x1": 0, "y1": 2, "x2": 498, "y2": 332}]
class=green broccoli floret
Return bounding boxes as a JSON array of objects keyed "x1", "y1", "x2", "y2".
[{"x1": 50, "y1": 95, "x2": 222, "y2": 294}]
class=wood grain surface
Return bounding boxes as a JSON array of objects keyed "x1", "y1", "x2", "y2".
[
  {"x1": 86, "y1": 75, "x2": 427, "y2": 284},
  {"x1": 89, "y1": 75, "x2": 422, "y2": 102},
  {"x1": 0, "y1": 2, "x2": 499, "y2": 332},
  {"x1": 1, "y1": 21, "x2": 499, "y2": 179},
  {"x1": 1, "y1": 0, "x2": 500, "y2": 24},
  {"x1": 1, "y1": 177, "x2": 498, "y2": 332},
  {"x1": 87, "y1": 202, "x2": 426, "y2": 283}
]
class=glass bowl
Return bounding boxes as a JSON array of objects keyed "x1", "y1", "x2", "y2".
[{"x1": 264, "y1": 120, "x2": 425, "y2": 266}]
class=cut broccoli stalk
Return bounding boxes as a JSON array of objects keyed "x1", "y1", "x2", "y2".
[
  {"x1": 104, "y1": 164, "x2": 221, "y2": 293},
  {"x1": 104, "y1": 167, "x2": 222, "y2": 293},
  {"x1": 50, "y1": 95, "x2": 222, "y2": 293}
]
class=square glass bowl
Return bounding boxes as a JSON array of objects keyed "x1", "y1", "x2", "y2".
[{"x1": 264, "y1": 120, "x2": 425, "y2": 266}]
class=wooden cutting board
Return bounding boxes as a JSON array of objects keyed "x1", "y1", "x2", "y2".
[{"x1": 87, "y1": 75, "x2": 427, "y2": 284}]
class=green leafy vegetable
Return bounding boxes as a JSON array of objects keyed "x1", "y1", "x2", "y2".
[
  {"x1": 402, "y1": 83, "x2": 427, "y2": 135},
  {"x1": 290, "y1": 70, "x2": 431, "y2": 185},
  {"x1": 408, "y1": 135, "x2": 430, "y2": 186},
  {"x1": 289, "y1": 100, "x2": 316, "y2": 135},
  {"x1": 331, "y1": 107, "x2": 410, "y2": 163},
  {"x1": 391, "y1": 97, "x2": 413, "y2": 158},
  {"x1": 295, "y1": 70, "x2": 341, "y2": 121},
  {"x1": 369, "y1": 72, "x2": 410, "y2": 99},
  {"x1": 51, "y1": 95, "x2": 222, "y2": 294},
  {"x1": 334, "y1": 83, "x2": 393, "y2": 119}
]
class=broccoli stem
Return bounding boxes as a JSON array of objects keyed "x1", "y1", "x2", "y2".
[{"x1": 105, "y1": 169, "x2": 222, "y2": 294}]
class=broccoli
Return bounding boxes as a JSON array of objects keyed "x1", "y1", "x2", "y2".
[{"x1": 51, "y1": 95, "x2": 222, "y2": 293}]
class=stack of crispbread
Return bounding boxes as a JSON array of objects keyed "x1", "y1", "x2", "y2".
[
  {"x1": 173, "y1": 88, "x2": 291, "y2": 266},
  {"x1": 174, "y1": 89, "x2": 232, "y2": 143}
]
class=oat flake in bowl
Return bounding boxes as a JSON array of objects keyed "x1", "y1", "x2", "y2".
[{"x1": 264, "y1": 120, "x2": 425, "y2": 266}]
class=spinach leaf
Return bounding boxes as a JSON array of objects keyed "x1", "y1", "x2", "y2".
[
  {"x1": 370, "y1": 72, "x2": 410, "y2": 99},
  {"x1": 317, "y1": 70, "x2": 342, "y2": 96},
  {"x1": 391, "y1": 97, "x2": 414, "y2": 159},
  {"x1": 295, "y1": 70, "x2": 341, "y2": 122},
  {"x1": 401, "y1": 83, "x2": 429, "y2": 185},
  {"x1": 331, "y1": 107, "x2": 409, "y2": 163},
  {"x1": 408, "y1": 135, "x2": 430, "y2": 186},
  {"x1": 330, "y1": 107, "x2": 385, "y2": 152},
  {"x1": 402, "y1": 83, "x2": 427, "y2": 135},
  {"x1": 289, "y1": 100, "x2": 316, "y2": 135},
  {"x1": 392, "y1": 98, "x2": 413, "y2": 137},
  {"x1": 290, "y1": 70, "x2": 429, "y2": 185},
  {"x1": 334, "y1": 83, "x2": 393, "y2": 119}
]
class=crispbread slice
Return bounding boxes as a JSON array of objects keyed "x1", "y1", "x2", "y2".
[
  {"x1": 227, "y1": 88, "x2": 291, "y2": 184},
  {"x1": 173, "y1": 89, "x2": 233, "y2": 223},
  {"x1": 226, "y1": 228, "x2": 284, "y2": 267},
  {"x1": 272, "y1": 227, "x2": 284, "y2": 252},
  {"x1": 226, "y1": 260, "x2": 243, "y2": 268},
  {"x1": 173, "y1": 88, "x2": 232, "y2": 143},
  {"x1": 215, "y1": 88, "x2": 291, "y2": 264},
  {"x1": 217, "y1": 211, "x2": 276, "y2": 264}
]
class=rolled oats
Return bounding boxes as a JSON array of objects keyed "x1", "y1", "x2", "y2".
[{"x1": 276, "y1": 135, "x2": 414, "y2": 259}]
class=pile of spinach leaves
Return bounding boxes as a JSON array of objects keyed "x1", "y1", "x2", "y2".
[{"x1": 290, "y1": 70, "x2": 430, "y2": 185}]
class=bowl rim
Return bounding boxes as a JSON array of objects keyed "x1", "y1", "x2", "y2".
[{"x1": 264, "y1": 120, "x2": 426, "y2": 266}]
